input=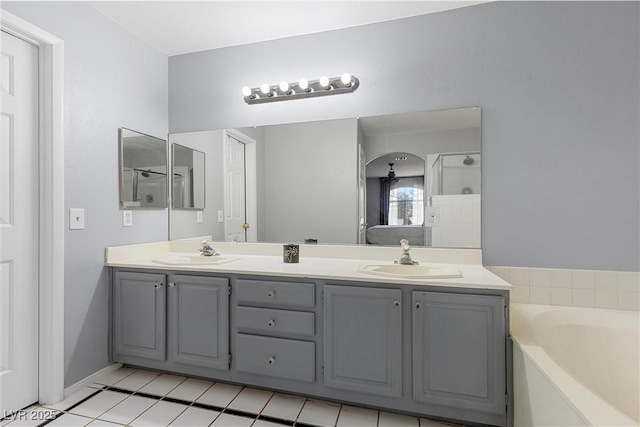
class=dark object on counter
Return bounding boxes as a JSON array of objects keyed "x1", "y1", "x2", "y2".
[
  {"x1": 304, "y1": 239, "x2": 318, "y2": 244},
  {"x1": 283, "y1": 244, "x2": 299, "y2": 263}
]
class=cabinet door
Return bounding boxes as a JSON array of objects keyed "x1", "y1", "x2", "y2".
[
  {"x1": 412, "y1": 291, "x2": 505, "y2": 416},
  {"x1": 323, "y1": 285, "x2": 402, "y2": 397},
  {"x1": 113, "y1": 271, "x2": 166, "y2": 360},
  {"x1": 168, "y1": 275, "x2": 229, "y2": 370}
]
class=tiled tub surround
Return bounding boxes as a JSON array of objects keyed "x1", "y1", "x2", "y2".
[{"x1": 488, "y1": 266, "x2": 640, "y2": 310}]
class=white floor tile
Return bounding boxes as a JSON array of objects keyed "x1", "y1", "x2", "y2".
[
  {"x1": 113, "y1": 370, "x2": 161, "y2": 391},
  {"x1": 297, "y1": 399, "x2": 341, "y2": 427},
  {"x1": 167, "y1": 378, "x2": 214, "y2": 402},
  {"x1": 45, "y1": 413, "x2": 93, "y2": 426},
  {"x1": 94, "y1": 367, "x2": 137, "y2": 386},
  {"x1": 260, "y1": 393, "x2": 305, "y2": 421},
  {"x1": 336, "y1": 405, "x2": 378, "y2": 427},
  {"x1": 210, "y1": 413, "x2": 253, "y2": 426},
  {"x1": 252, "y1": 420, "x2": 285, "y2": 427},
  {"x1": 378, "y1": 411, "x2": 420, "y2": 427},
  {"x1": 138, "y1": 374, "x2": 186, "y2": 396},
  {"x1": 44, "y1": 387, "x2": 100, "y2": 411},
  {"x1": 86, "y1": 420, "x2": 125, "y2": 426},
  {"x1": 98, "y1": 395, "x2": 157, "y2": 425},
  {"x1": 69, "y1": 390, "x2": 129, "y2": 419},
  {"x1": 196, "y1": 383, "x2": 242, "y2": 408},
  {"x1": 228, "y1": 388, "x2": 273, "y2": 414},
  {"x1": 168, "y1": 406, "x2": 220, "y2": 427},
  {"x1": 130, "y1": 400, "x2": 188, "y2": 426}
]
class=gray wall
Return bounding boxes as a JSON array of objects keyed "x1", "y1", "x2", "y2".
[
  {"x1": 169, "y1": 130, "x2": 224, "y2": 240},
  {"x1": 169, "y1": 2, "x2": 640, "y2": 271},
  {"x1": 2, "y1": 2, "x2": 169, "y2": 387},
  {"x1": 261, "y1": 119, "x2": 359, "y2": 244}
]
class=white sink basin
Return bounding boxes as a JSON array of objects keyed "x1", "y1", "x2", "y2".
[
  {"x1": 152, "y1": 254, "x2": 236, "y2": 266},
  {"x1": 358, "y1": 264, "x2": 462, "y2": 279}
]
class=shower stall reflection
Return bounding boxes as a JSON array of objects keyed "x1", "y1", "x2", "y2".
[{"x1": 428, "y1": 152, "x2": 481, "y2": 248}]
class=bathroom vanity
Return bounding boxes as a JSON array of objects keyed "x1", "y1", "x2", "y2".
[{"x1": 106, "y1": 241, "x2": 512, "y2": 427}]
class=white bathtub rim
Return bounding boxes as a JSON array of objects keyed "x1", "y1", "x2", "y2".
[{"x1": 511, "y1": 304, "x2": 639, "y2": 426}]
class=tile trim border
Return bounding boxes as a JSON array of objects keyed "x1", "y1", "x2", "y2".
[{"x1": 487, "y1": 266, "x2": 639, "y2": 311}]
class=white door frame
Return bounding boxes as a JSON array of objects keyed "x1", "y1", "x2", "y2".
[
  {"x1": 224, "y1": 129, "x2": 257, "y2": 242},
  {"x1": 1, "y1": 10, "x2": 65, "y2": 405}
]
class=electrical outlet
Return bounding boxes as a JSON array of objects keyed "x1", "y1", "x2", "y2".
[
  {"x1": 196, "y1": 211, "x2": 203, "y2": 223},
  {"x1": 69, "y1": 208, "x2": 85, "y2": 230},
  {"x1": 425, "y1": 207, "x2": 439, "y2": 227},
  {"x1": 122, "y1": 210, "x2": 133, "y2": 227}
]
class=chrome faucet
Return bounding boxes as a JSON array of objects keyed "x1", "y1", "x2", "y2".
[
  {"x1": 199, "y1": 240, "x2": 219, "y2": 257},
  {"x1": 396, "y1": 238, "x2": 418, "y2": 265}
]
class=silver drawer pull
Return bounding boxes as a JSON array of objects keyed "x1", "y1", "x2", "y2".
[
  {"x1": 154, "y1": 282, "x2": 163, "y2": 289},
  {"x1": 393, "y1": 300, "x2": 400, "y2": 307},
  {"x1": 168, "y1": 282, "x2": 175, "y2": 288},
  {"x1": 267, "y1": 290, "x2": 275, "y2": 298},
  {"x1": 267, "y1": 356, "x2": 276, "y2": 365},
  {"x1": 415, "y1": 302, "x2": 422, "y2": 309},
  {"x1": 267, "y1": 319, "x2": 275, "y2": 327}
]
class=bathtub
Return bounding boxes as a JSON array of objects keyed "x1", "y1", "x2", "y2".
[{"x1": 510, "y1": 304, "x2": 639, "y2": 426}]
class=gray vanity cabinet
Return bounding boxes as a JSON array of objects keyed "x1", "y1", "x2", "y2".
[
  {"x1": 113, "y1": 271, "x2": 166, "y2": 361},
  {"x1": 323, "y1": 285, "x2": 402, "y2": 397},
  {"x1": 412, "y1": 291, "x2": 506, "y2": 418},
  {"x1": 168, "y1": 275, "x2": 229, "y2": 370}
]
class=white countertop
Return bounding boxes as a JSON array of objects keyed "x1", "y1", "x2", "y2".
[{"x1": 105, "y1": 239, "x2": 512, "y2": 291}]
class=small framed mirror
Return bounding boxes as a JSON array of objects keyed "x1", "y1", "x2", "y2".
[
  {"x1": 171, "y1": 143, "x2": 205, "y2": 209},
  {"x1": 119, "y1": 128, "x2": 168, "y2": 208}
]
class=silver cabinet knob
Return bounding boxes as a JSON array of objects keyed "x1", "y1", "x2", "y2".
[
  {"x1": 415, "y1": 302, "x2": 422, "y2": 309},
  {"x1": 267, "y1": 356, "x2": 276, "y2": 365},
  {"x1": 168, "y1": 282, "x2": 175, "y2": 288},
  {"x1": 154, "y1": 282, "x2": 163, "y2": 289},
  {"x1": 267, "y1": 319, "x2": 275, "y2": 327},
  {"x1": 393, "y1": 300, "x2": 400, "y2": 307},
  {"x1": 267, "y1": 290, "x2": 275, "y2": 298}
]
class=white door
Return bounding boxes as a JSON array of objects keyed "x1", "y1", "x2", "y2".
[
  {"x1": 224, "y1": 133, "x2": 246, "y2": 242},
  {"x1": 357, "y1": 144, "x2": 367, "y2": 244},
  {"x1": 0, "y1": 31, "x2": 39, "y2": 413}
]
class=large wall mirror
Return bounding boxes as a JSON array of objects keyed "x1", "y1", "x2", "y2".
[
  {"x1": 168, "y1": 106, "x2": 481, "y2": 248},
  {"x1": 171, "y1": 143, "x2": 205, "y2": 209},
  {"x1": 119, "y1": 128, "x2": 168, "y2": 208}
]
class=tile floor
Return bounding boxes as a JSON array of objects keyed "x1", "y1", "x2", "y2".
[{"x1": 1, "y1": 367, "x2": 460, "y2": 427}]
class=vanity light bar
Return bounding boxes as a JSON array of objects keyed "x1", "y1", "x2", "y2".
[{"x1": 242, "y1": 74, "x2": 359, "y2": 105}]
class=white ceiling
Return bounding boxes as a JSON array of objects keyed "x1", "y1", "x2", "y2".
[{"x1": 89, "y1": 1, "x2": 487, "y2": 56}]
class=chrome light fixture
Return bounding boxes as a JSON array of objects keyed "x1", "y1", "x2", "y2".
[{"x1": 242, "y1": 73, "x2": 359, "y2": 105}]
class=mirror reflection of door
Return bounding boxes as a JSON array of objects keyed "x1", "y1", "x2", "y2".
[{"x1": 224, "y1": 132, "x2": 247, "y2": 242}]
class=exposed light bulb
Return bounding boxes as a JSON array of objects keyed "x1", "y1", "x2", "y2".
[
  {"x1": 319, "y1": 76, "x2": 330, "y2": 89},
  {"x1": 341, "y1": 73, "x2": 352, "y2": 86},
  {"x1": 242, "y1": 86, "x2": 252, "y2": 97},
  {"x1": 279, "y1": 81, "x2": 289, "y2": 92},
  {"x1": 260, "y1": 84, "x2": 271, "y2": 95},
  {"x1": 299, "y1": 78, "x2": 309, "y2": 91}
]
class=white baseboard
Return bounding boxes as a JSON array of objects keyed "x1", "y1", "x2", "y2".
[{"x1": 63, "y1": 363, "x2": 123, "y2": 398}]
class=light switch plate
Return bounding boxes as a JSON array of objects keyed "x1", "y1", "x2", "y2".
[
  {"x1": 425, "y1": 207, "x2": 440, "y2": 227},
  {"x1": 217, "y1": 210, "x2": 224, "y2": 223},
  {"x1": 122, "y1": 210, "x2": 133, "y2": 227},
  {"x1": 69, "y1": 208, "x2": 85, "y2": 230},
  {"x1": 196, "y1": 211, "x2": 203, "y2": 223}
]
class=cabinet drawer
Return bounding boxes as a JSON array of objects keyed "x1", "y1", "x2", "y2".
[
  {"x1": 236, "y1": 279, "x2": 314, "y2": 308},
  {"x1": 235, "y1": 334, "x2": 315, "y2": 383},
  {"x1": 236, "y1": 306, "x2": 314, "y2": 338}
]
